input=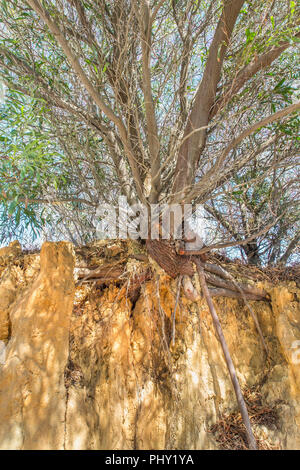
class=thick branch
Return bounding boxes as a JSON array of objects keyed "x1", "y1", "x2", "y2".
[
  {"x1": 172, "y1": 0, "x2": 245, "y2": 198},
  {"x1": 210, "y1": 33, "x2": 300, "y2": 118},
  {"x1": 278, "y1": 232, "x2": 300, "y2": 265},
  {"x1": 195, "y1": 259, "x2": 257, "y2": 450},
  {"x1": 27, "y1": 0, "x2": 145, "y2": 203},
  {"x1": 134, "y1": 0, "x2": 161, "y2": 203},
  {"x1": 185, "y1": 105, "x2": 299, "y2": 203}
]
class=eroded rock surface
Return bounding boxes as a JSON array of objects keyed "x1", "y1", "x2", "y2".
[
  {"x1": 0, "y1": 242, "x2": 74, "y2": 449},
  {"x1": 0, "y1": 241, "x2": 299, "y2": 449}
]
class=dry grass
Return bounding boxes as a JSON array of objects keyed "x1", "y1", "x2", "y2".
[
  {"x1": 209, "y1": 253, "x2": 300, "y2": 284},
  {"x1": 209, "y1": 386, "x2": 280, "y2": 450}
]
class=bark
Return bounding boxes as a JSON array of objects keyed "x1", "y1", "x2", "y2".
[
  {"x1": 195, "y1": 259, "x2": 257, "y2": 450},
  {"x1": 204, "y1": 272, "x2": 266, "y2": 301},
  {"x1": 243, "y1": 242, "x2": 261, "y2": 266},
  {"x1": 208, "y1": 287, "x2": 263, "y2": 301},
  {"x1": 146, "y1": 239, "x2": 194, "y2": 278}
]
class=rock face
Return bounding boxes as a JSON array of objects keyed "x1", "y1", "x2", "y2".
[
  {"x1": 0, "y1": 242, "x2": 75, "y2": 450},
  {"x1": 0, "y1": 241, "x2": 22, "y2": 342},
  {"x1": 0, "y1": 241, "x2": 299, "y2": 450}
]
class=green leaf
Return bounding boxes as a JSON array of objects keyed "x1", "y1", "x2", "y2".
[
  {"x1": 270, "y1": 16, "x2": 275, "y2": 30},
  {"x1": 290, "y1": 1, "x2": 295, "y2": 16}
]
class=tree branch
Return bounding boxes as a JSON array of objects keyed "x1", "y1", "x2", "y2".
[
  {"x1": 195, "y1": 259, "x2": 257, "y2": 450},
  {"x1": 278, "y1": 232, "x2": 300, "y2": 265},
  {"x1": 27, "y1": 0, "x2": 145, "y2": 203},
  {"x1": 179, "y1": 219, "x2": 279, "y2": 255},
  {"x1": 172, "y1": 0, "x2": 245, "y2": 199},
  {"x1": 219, "y1": 101, "x2": 300, "y2": 164},
  {"x1": 134, "y1": 0, "x2": 161, "y2": 203},
  {"x1": 210, "y1": 32, "x2": 300, "y2": 118}
]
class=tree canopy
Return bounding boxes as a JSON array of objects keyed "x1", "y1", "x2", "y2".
[{"x1": 0, "y1": 0, "x2": 299, "y2": 264}]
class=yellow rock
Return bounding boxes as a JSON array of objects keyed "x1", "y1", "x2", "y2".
[
  {"x1": 0, "y1": 242, "x2": 75, "y2": 450},
  {"x1": 0, "y1": 241, "x2": 21, "y2": 265}
]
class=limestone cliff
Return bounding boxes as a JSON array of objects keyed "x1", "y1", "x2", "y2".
[{"x1": 0, "y1": 241, "x2": 299, "y2": 450}]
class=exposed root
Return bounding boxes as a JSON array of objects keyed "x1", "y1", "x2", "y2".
[
  {"x1": 202, "y1": 263, "x2": 267, "y2": 299},
  {"x1": 73, "y1": 240, "x2": 278, "y2": 305},
  {"x1": 208, "y1": 287, "x2": 265, "y2": 301},
  {"x1": 172, "y1": 275, "x2": 182, "y2": 346},
  {"x1": 195, "y1": 259, "x2": 257, "y2": 450},
  {"x1": 205, "y1": 260, "x2": 268, "y2": 354},
  {"x1": 146, "y1": 239, "x2": 194, "y2": 278}
]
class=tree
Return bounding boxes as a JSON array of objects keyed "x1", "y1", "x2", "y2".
[
  {"x1": 1, "y1": 1, "x2": 299, "y2": 448},
  {"x1": 0, "y1": 88, "x2": 109, "y2": 245},
  {"x1": 0, "y1": 1, "x2": 299, "y2": 219},
  {"x1": 0, "y1": 1, "x2": 299, "y2": 255}
]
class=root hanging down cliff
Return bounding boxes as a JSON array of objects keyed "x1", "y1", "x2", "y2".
[{"x1": 0, "y1": 239, "x2": 299, "y2": 450}]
